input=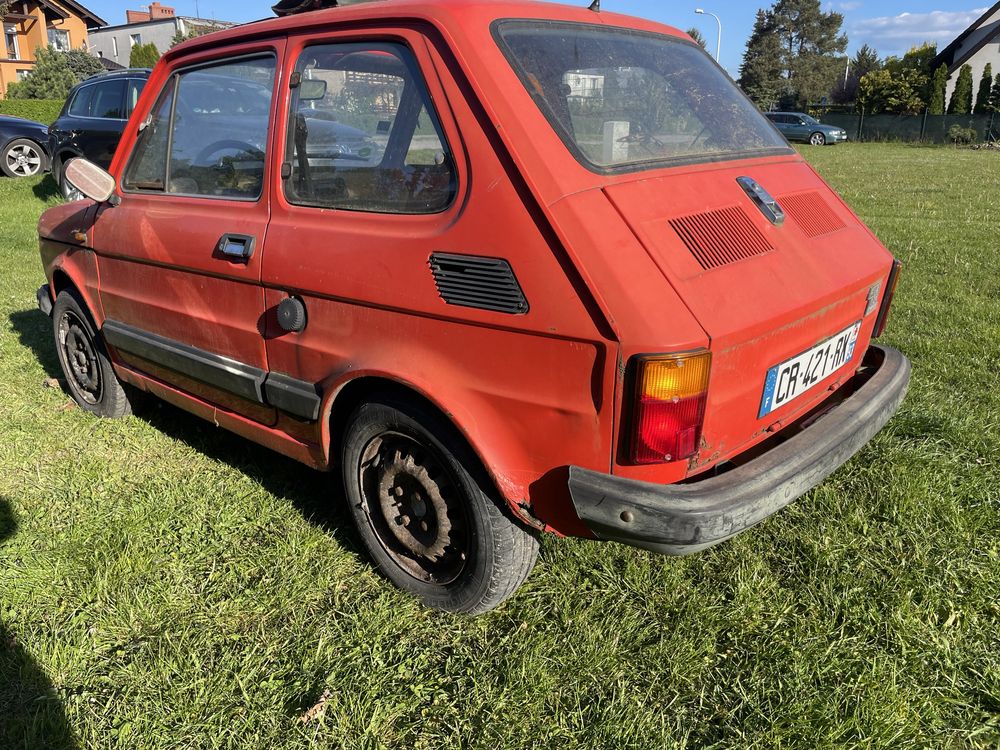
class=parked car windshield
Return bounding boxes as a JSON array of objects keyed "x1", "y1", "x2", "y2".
[{"x1": 494, "y1": 21, "x2": 789, "y2": 171}]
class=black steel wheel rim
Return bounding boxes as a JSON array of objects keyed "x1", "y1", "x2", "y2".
[
  {"x1": 57, "y1": 310, "x2": 102, "y2": 404},
  {"x1": 357, "y1": 431, "x2": 470, "y2": 585}
]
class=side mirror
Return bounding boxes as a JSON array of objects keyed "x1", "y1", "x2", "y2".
[
  {"x1": 64, "y1": 158, "x2": 117, "y2": 203},
  {"x1": 298, "y1": 79, "x2": 327, "y2": 101}
]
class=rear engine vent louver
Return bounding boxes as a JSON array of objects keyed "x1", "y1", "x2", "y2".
[
  {"x1": 429, "y1": 252, "x2": 528, "y2": 314},
  {"x1": 780, "y1": 192, "x2": 847, "y2": 238},
  {"x1": 669, "y1": 206, "x2": 774, "y2": 270}
]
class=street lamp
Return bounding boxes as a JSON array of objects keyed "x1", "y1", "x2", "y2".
[{"x1": 694, "y1": 8, "x2": 722, "y2": 62}]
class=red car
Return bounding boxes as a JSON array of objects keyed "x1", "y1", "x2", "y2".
[{"x1": 35, "y1": 0, "x2": 910, "y2": 614}]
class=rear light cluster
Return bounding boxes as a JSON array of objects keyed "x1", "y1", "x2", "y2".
[
  {"x1": 630, "y1": 350, "x2": 711, "y2": 465},
  {"x1": 873, "y1": 259, "x2": 902, "y2": 338}
]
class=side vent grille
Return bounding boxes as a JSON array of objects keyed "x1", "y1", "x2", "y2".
[
  {"x1": 429, "y1": 252, "x2": 528, "y2": 314},
  {"x1": 780, "y1": 192, "x2": 846, "y2": 238},
  {"x1": 669, "y1": 206, "x2": 774, "y2": 270}
]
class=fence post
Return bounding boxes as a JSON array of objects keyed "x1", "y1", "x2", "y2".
[
  {"x1": 920, "y1": 108, "x2": 928, "y2": 141},
  {"x1": 857, "y1": 107, "x2": 865, "y2": 142},
  {"x1": 990, "y1": 110, "x2": 997, "y2": 143}
]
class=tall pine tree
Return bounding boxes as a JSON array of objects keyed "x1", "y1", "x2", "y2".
[
  {"x1": 737, "y1": 10, "x2": 784, "y2": 108},
  {"x1": 989, "y1": 73, "x2": 1000, "y2": 112},
  {"x1": 929, "y1": 64, "x2": 948, "y2": 115},
  {"x1": 974, "y1": 63, "x2": 993, "y2": 113},
  {"x1": 948, "y1": 64, "x2": 974, "y2": 114}
]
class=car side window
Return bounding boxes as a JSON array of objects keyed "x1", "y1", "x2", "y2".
[
  {"x1": 284, "y1": 42, "x2": 456, "y2": 214},
  {"x1": 123, "y1": 55, "x2": 277, "y2": 200},
  {"x1": 69, "y1": 80, "x2": 125, "y2": 119},
  {"x1": 127, "y1": 78, "x2": 146, "y2": 115}
]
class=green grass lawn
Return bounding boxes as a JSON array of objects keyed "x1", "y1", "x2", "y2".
[{"x1": 1, "y1": 144, "x2": 998, "y2": 749}]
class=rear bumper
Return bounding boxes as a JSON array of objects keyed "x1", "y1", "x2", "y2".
[{"x1": 568, "y1": 345, "x2": 910, "y2": 555}]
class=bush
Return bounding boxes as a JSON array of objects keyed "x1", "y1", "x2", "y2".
[
  {"x1": 0, "y1": 99, "x2": 64, "y2": 125},
  {"x1": 948, "y1": 124, "x2": 977, "y2": 145},
  {"x1": 5, "y1": 46, "x2": 76, "y2": 101},
  {"x1": 129, "y1": 42, "x2": 160, "y2": 68}
]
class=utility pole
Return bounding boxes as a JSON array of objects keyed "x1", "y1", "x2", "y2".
[{"x1": 694, "y1": 8, "x2": 721, "y2": 62}]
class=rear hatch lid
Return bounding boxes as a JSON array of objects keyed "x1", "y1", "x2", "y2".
[{"x1": 603, "y1": 157, "x2": 893, "y2": 468}]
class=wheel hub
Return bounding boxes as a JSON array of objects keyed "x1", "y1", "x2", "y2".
[
  {"x1": 58, "y1": 312, "x2": 102, "y2": 404},
  {"x1": 359, "y1": 434, "x2": 468, "y2": 584}
]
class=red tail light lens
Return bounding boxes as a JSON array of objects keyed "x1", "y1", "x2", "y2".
[
  {"x1": 630, "y1": 351, "x2": 711, "y2": 464},
  {"x1": 874, "y1": 260, "x2": 902, "y2": 338}
]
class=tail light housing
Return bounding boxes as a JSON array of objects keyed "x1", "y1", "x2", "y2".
[
  {"x1": 873, "y1": 259, "x2": 901, "y2": 338},
  {"x1": 629, "y1": 350, "x2": 711, "y2": 464}
]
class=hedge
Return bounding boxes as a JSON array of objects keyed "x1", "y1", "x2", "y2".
[{"x1": 0, "y1": 99, "x2": 64, "y2": 125}]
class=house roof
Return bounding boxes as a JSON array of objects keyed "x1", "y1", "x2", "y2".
[{"x1": 931, "y1": 1, "x2": 1000, "y2": 72}]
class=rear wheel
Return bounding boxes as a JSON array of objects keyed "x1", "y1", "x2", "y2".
[
  {"x1": 342, "y1": 398, "x2": 538, "y2": 614},
  {"x1": 52, "y1": 290, "x2": 133, "y2": 418},
  {"x1": 59, "y1": 165, "x2": 85, "y2": 201},
  {"x1": 809, "y1": 131, "x2": 827, "y2": 146},
  {"x1": 1, "y1": 138, "x2": 46, "y2": 178}
]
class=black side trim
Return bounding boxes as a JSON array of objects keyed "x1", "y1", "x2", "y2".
[
  {"x1": 103, "y1": 320, "x2": 266, "y2": 404},
  {"x1": 429, "y1": 252, "x2": 528, "y2": 314},
  {"x1": 264, "y1": 371, "x2": 321, "y2": 421},
  {"x1": 102, "y1": 319, "x2": 324, "y2": 421}
]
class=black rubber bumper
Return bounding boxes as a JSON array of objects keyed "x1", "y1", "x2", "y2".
[
  {"x1": 568, "y1": 345, "x2": 911, "y2": 555},
  {"x1": 37, "y1": 284, "x2": 53, "y2": 316}
]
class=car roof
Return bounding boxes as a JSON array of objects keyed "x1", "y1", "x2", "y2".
[{"x1": 168, "y1": 0, "x2": 689, "y2": 59}]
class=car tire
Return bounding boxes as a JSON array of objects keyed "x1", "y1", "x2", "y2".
[
  {"x1": 809, "y1": 132, "x2": 827, "y2": 146},
  {"x1": 59, "y1": 165, "x2": 85, "y2": 202},
  {"x1": 1, "y1": 138, "x2": 47, "y2": 178},
  {"x1": 342, "y1": 397, "x2": 539, "y2": 614},
  {"x1": 52, "y1": 290, "x2": 133, "y2": 418}
]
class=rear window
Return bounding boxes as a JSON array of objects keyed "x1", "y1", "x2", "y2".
[{"x1": 494, "y1": 21, "x2": 790, "y2": 172}]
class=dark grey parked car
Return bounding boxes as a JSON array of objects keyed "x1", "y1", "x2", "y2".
[
  {"x1": 765, "y1": 112, "x2": 848, "y2": 146},
  {"x1": 0, "y1": 114, "x2": 50, "y2": 178},
  {"x1": 48, "y1": 69, "x2": 150, "y2": 197}
]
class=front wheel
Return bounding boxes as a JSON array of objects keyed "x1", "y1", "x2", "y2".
[
  {"x1": 809, "y1": 131, "x2": 827, "y2": 146},
  {"x1": 52, "y1": 290, "x2": 133, "y2": 417},
  {"x1": 342, "y1": 398, "x2": 539, "y2": 614},
  {"x1": 1, "y1": 138, "x2": 46, "y2": 178}
]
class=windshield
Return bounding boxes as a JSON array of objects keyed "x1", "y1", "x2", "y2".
[{"x1": 494, "y1": 21, "x2": 790, "y2": 172}]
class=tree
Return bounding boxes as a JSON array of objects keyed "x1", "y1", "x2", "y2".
[
  {"x1": 770, "y1": 0, "x2": 848, "y2": 107},
  {"x1": 988, "y1": 73, "x2": 1000, "y2": 113},
  {"x1": 65, "y1": 48, "x2": 105, "y2": 80},
  {"x1": 129, "y1": 42, "x2": 161, "y2": 68},
  {"x1": 928, "y1": 64, "x2": 948, "y2": 115},
  {"x1": 171, "y1": 23, "x2": 215, "y2": 47},
  {"x1": 832, "y1": 42, "x2": 879, "y2": 103},
  {"x1": 738, "y1": 0, "x2": 847, "y2": 109},
  {"x1": 737, "y1": 10, "x2": 784, "y2": 108},
  {"x1": 948, "y1": 64, "x2": 974, "y2": 114},
  {"x1": 974, "y1": 63, "x2": 993, "y2": 113},
  {"x1": 5, "y1": 46, "x2": 77, "y2": 100},
  {"x1": 857, "y1": 68, "x2": 925, "y2": 114},
  {"x1": 685, "y1": 27, "x2": 707, "y2": 49}
]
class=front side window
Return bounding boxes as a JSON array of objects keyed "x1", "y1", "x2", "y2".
[
  {"x1": 494, "y1": 21, "x2": 790, "y2": 172},
  {"x1": 124, "y1": 55, "x2": 276, "y2": 199},
  {"x1": 47, "y1": 27, "x2": 70, "y2": 52},
  {"x1": 284, "y1": 42, "x2": 456, "y2": 214},
  {"x1": 68, "y1": 80, "x2": 125, "y2": 118}
]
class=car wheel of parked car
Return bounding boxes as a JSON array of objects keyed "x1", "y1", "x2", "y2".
[
  {"x1": 342, "y1": 398, "x2": 539, "y2": 614},
  {"x1": 1, "y1": 138, "x2": 46, "y2": 178},
  {"x1": 52, "y1": 290, "x2": 133, "y2": 418},
  {"x1": 58, "y1": 167, "x2": 86, "y2": 202},
  {"x1": 809, "y1": 132, "x2": 827, "y2": 146}
]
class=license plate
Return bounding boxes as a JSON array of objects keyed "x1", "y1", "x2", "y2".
[{"x1": 758, "y1": 321, "x2": 861, "y2": 418}]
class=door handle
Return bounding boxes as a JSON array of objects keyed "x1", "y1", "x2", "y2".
[{"x1": 217, "y1": 233, "x2": 255, "y2": 260}]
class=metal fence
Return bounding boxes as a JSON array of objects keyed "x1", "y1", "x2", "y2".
[{"x1": 818, "y1": 111, "x2": 999, "y2": 144}]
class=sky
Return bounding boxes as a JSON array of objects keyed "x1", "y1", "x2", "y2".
[{"x1": 82, "y1": 0, "x2": 989, "y2": 77}]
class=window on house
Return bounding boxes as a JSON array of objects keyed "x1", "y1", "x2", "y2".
[
  {"x1": 47, "y1": 27, "x2": 71, "y2": 52},
  {"x1": 130, "y1": 33, "x2": 141, "y2": 47},
  {"x1": 113, "y1": 37, "x2": 119, "y2": 58},
  {"x1": 16, "y1": 69, "x2": 30, "y2": 81},
  {"x1": 4, "y1": 24, "x2": 19, "y2": 59}
]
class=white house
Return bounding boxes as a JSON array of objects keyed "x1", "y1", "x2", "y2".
[{"x1": 932, "y1": 1, "x2": 1000, "y2": 109}]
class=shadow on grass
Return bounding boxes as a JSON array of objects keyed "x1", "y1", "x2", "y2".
[
  {"x1": 134, "y1": 399, "x2": 360, "y2": 552},
  {"x1": 0, "y1": 498, "x2": 79, "y2": 750},
  {"x1": 9, "y1": 308, "x2": 61, "y2": 380},
  {"x1": 32, "y1": 174, "x2": 62, "y2": 202}
]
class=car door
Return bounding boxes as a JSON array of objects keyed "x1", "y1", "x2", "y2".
[
  {"x1": 93, "y1": 42, "x2": 285, "y2": 423},
  {"x1": 788, "y1": 115, "x2": 811, "y2": 141},
  {"x1": 55, "y1": 78, "x2": 128, "y2": 169}
]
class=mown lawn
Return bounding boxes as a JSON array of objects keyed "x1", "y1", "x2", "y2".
[{"x1": 1, "y1": 143, "x2": 998, "y2": 749}]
